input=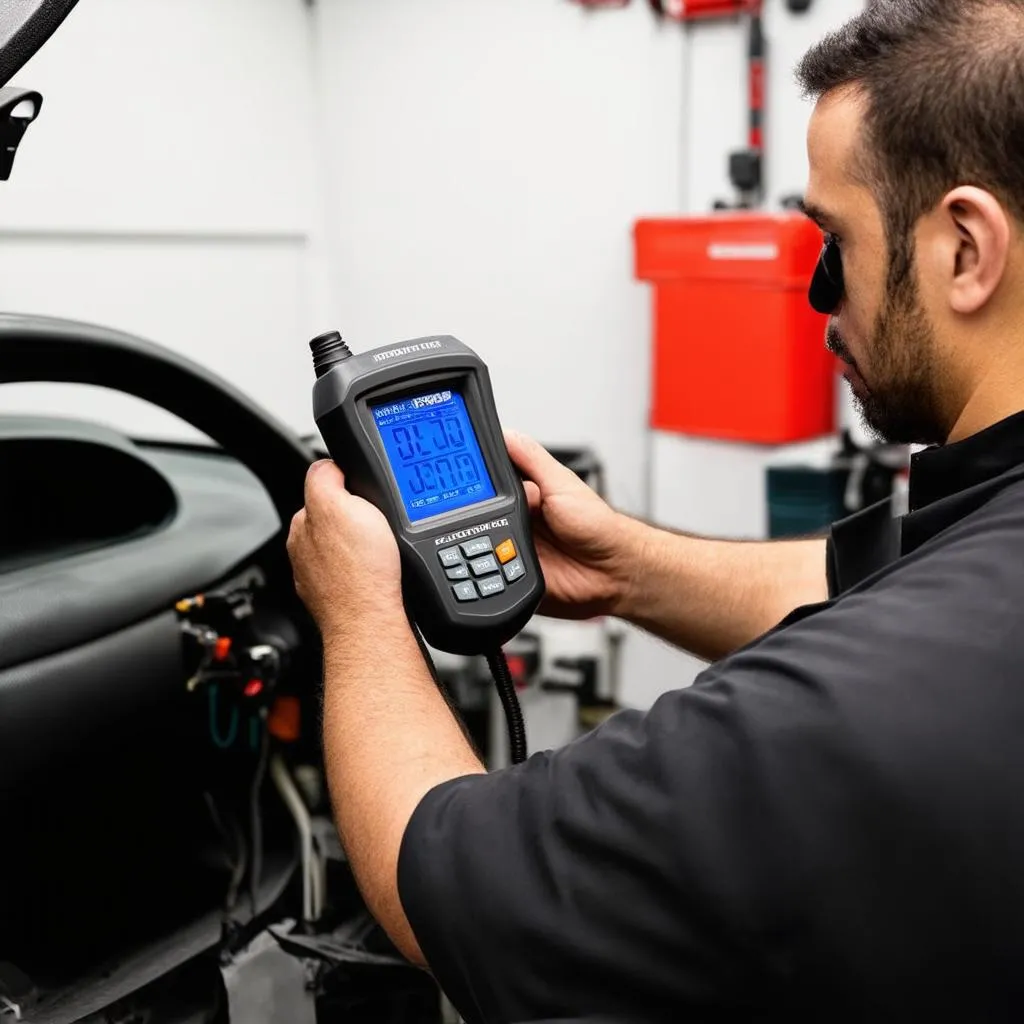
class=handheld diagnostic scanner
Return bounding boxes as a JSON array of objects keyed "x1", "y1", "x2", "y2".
[{"x1": 310, "y1": 331, "x2": 545, "y2": 660}]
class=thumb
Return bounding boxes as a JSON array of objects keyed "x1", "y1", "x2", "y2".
[
  {"x1": 504, "y1": 429, "x2": 587, "y2": 497},
  {"x1": 304, "y1": 459, "x2": 348, "y2": 518}
]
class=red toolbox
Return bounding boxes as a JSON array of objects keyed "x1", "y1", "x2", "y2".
[{"x1": 634, "y1": 213, "x2": 835, "y2": 444}]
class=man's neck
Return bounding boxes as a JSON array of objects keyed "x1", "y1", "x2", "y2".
[{"x1": 946, "y1": 360, "x2": 1024, "y2": 444}]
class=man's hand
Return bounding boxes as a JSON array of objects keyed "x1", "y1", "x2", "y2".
[
  {"x1": 287, "y1": 460, "x2": 406, "y2": 644},
  {"x1": 505, "y1": 430, "x2": 647, "y2": 621}
]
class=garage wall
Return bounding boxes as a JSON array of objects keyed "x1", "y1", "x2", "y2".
[
  {"x1": 0, "y1": 0, "x2": 326, "y2": 443},
  {"x1": 310, "y1": 0, "x2": 684, "y2": 517}
]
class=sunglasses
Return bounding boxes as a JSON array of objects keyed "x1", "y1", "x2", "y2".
[{"x1": 809, "y1": 235, "x2": 844, "y2": 315}]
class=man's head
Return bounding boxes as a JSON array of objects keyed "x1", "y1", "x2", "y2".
[{"x1": 797, "y1": 0, "x2": 1024, "y2": 446}]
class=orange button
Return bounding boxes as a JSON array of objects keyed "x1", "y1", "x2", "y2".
[{"x1": 496, "y1": 539, "x2": 517, "y2": 564}]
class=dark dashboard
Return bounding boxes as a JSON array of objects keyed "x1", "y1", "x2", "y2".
[
  {"x1": 0, "y1": 415, "x2": 310, "y2": 1023},
  {"x1": 0, "y1": 417, "x2": 280, "y2": 667},
  {"x1": 0, "y1": 314, "x2": 438, "y2": 1023}
]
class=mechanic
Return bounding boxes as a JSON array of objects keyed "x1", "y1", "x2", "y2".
[{"x1": 288, "y1": 2, "x2": 1024, "y2": 1020}]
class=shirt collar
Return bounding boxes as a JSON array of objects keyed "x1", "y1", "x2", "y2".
[
  {"x1": 909, "y1": 409, "x2": 1024, "y2": 513},
  {"x1": 829, "y1": 409, "x2": 1024, "y2": 596}
]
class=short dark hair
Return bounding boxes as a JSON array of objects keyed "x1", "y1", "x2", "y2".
[{"x1": 796, "y1": 0, "x2": 1024, "y2": 287}]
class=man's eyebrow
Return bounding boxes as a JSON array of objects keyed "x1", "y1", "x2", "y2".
[{"x1": 798, "y1": 199, "x2": 836, "y2": 229}]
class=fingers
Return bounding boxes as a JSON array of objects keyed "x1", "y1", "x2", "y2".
[
  {"x1": 303, "y1": 459, "x2": 346, "y2": 515},
  {"x1": 504, "y1": 429, "x2": 585, "y2": 496},
  {"x1": 522, "y1": 479, "x2": 542, "y2": 512}
]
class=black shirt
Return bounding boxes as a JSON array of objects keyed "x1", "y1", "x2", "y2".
[{"x1": 398, "y1": 411, "x2": 1024, "y2": 1024}]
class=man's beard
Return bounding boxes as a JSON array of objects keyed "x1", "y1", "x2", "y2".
[{"x1": 828, "y1": 276, "x2": 946, "y2": 447}]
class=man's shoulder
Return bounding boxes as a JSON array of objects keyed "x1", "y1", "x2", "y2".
[
  {"x1": 962, "y1": 467, "x2": 1024, "y2": 520},
  {"x1": 906, "y1": 468, "x2": 1024, "y2": 567},
  {"x1": 748, "y1": 472, "x2": 1024, "y2": 683}
]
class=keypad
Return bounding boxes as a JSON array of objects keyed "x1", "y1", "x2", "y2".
[{"x1": 438, "y1": 533, "x2": 526, "y2": 601}]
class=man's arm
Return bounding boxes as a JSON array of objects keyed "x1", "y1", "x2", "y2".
[
  {"x1": 288, "y1": 461, "x2": 484, "y2": 964},
  {"x1": 320, "y1": 619, "x2": 483, "y2": 965},
  {"x1": 505, "y1": 432, "x2": 828, "y2": 663},
  {"x1": 617, "y1": 524, "x2": 828, "y2": 662}
]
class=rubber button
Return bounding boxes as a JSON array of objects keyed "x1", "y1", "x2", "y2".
[
  {"x1": 470, "y1": 554, "x2": 500, "y2": 577},
  {"x1": 477, "y1": 575, "x2": 506, "y2": 598},
  {"x1": 460, "y1": 537, "x2": 493, "y2": 559},
  {"x1": 496, "y1": 539, "x2": 517, "y2": 564},
  {"x1": 446, "y1": 564, "x2": 470, "y2": 580},
  {"x1": 452, "y1": 580, "x2": 479, "y2": 602},
  {"x1": 439, "y1": 546, "x2": 464, "y2": 569},
  {"x1": 502, "y1": 557, "x2": 526, "y2": 583}
]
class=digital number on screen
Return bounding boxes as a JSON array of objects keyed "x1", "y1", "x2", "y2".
[{"x1": 372, "y1": 390, "x2": 497, "y2": 522}]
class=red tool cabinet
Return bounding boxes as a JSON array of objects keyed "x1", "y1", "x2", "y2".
[{"x1": 634, "y1": 214, "x2": 836, "y2": 444}]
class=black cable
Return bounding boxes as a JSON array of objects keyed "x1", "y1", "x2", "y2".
[
  {"x1": 405, "y1": 609, "x2": 526, "y2": 766},
  {"x1": 249, "y1": 718, "x2": 271, "y2": 919},
  {"x1": 487, "y1": 650, "x2": 528, "y2": 766}
]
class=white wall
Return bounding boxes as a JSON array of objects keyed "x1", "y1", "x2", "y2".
[
  {"x1": 0, "y1": 0, "x2": 325, "y2": 443},
  {"x1": 311, "y1": 0, "x2": 684, "y2": 517}
]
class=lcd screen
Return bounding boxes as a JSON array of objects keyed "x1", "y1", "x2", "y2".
[{"x1": 372, "y1": 389, "x2": 497, "y2": 522}]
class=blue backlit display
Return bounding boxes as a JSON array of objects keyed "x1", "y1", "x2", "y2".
[{"x1": 372, "y1": 390, "x2": 497, "y2": 522}]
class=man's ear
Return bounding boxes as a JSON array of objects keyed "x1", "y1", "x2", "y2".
[{"x1": 942, "y1": 186, "x2": 1011, "y2": 315}]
